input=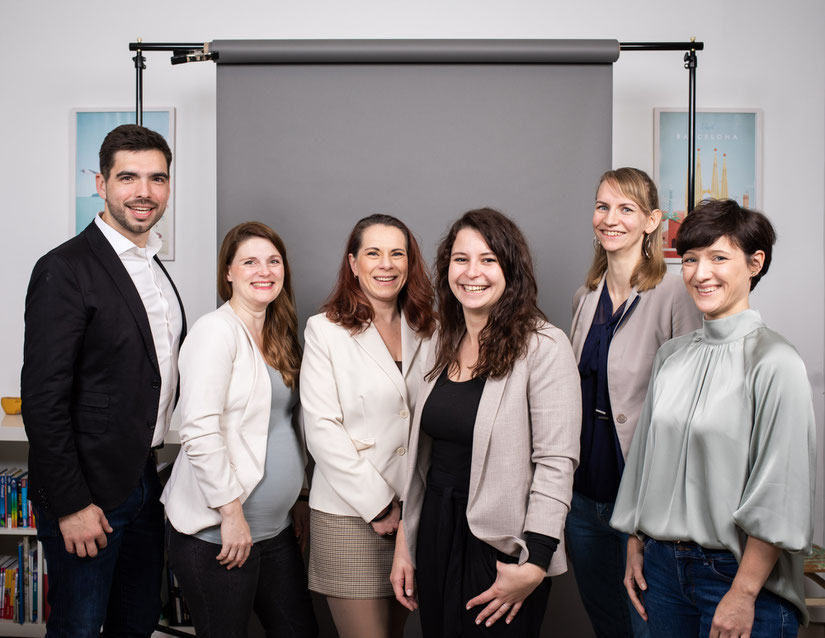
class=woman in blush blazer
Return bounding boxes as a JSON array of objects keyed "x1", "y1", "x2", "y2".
[
  {"x1": 300, "y1": 214, "x2": 435, "y2": 638},
  {"x1": 162, "y1": 222, "x2": 317, "y2": 638},
  {"x1": 391, "y1": 208, "x2": 581, "y2": 637},
  {"x1": 566, "y1": 168, "x2": 701, "y2": 638}
]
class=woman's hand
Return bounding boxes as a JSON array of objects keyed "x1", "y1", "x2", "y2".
[
  {"x1": 291, "y1": 498, "x2": 310, "y2": 553},
  {"x1": 390, "y1": 526, "x2": 418, "y2": 611},
  {"x1": 370, "y1": 500, "x2": 400, "y2": 536},
  {"x1": 710, "y1": 588, "x2": 756, "y2": 638},
  {"x1": 709, "y1": 536, "x2": 780, "y2": 638},
  {"x1": 465, "y1": 560, "x2": 545, "y2": 626},
  {"x1": 624, "y1": 536, "x2": 648, "y2": 620},
  {"x1": 216, "y1": 499, "x2": 252, "y2": 570}
]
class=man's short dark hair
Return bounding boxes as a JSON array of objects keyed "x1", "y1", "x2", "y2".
[
  {"x1": 676, "y1": 198, "x2": 776, "y2": 290},
  {"x1": 99, "y1": 124, "x2": 172, "y2": 179}
]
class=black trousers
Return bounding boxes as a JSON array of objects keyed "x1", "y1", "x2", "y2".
[
  {"x1": 167, "y1": 523, "x2": 318, "y2": 638},
  {"x1": 416, "y1": 480, "x2": 552, "y2": 638}
]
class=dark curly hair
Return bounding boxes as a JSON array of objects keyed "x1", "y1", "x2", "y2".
[
  {"x1": 322, "y1": 214, "x2": 435, "y2": 337},
  {"x1": 429, "y1": 208, "x2": 546, "y2": 380}
]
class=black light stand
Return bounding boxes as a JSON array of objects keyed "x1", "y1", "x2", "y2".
[
  {"x1": 128, "y1": 40, "x2": 216, "y2": 126},
  {"x1": 620, "y1": 40, "x2": 704, "y2": 212}
]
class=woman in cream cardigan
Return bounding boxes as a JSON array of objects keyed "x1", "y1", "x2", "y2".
[
  {"x1": 566, "y1": 168, "x2": 700, "y2": 638},
  {"x1": 300, "y1": 214, "x2": 435, "y2": 638},
  {"x1": 391, "y1": 208, "x2": 581, "y2": 637},
  {"x1": 162, "y1": 222, "x2": 317, "y2": 637}
]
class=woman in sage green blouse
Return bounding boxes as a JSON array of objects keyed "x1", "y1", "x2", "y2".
[{"x1": 611, "y1": 199, "x2": 815, "y2": 638}]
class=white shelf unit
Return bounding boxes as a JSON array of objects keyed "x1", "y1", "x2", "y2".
[
  {"x1": 0, "y1": 414, "x2": 43, "y2": 635},
  {"x1": 0, "y1": 414, "x2": 184, "y2": 636}
]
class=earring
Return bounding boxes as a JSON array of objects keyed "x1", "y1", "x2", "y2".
[
  {"x1": 593, "y1": 236, "x2": 602, "y2": 250},
  {"x1": 643, "y1": 234, "x2": 652, "y2": 259}
]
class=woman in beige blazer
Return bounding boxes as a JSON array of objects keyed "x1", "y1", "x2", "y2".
[
  {"x1": 300, "y1": 214, "x2": 435, "y2": 638},
  {"x1": 162, "y1": 222, "x2": 317, "y2": 637},
  {"x1": 391, "y1": 208, "x2": 581, "y2": 637},
  {"x1": 566, "y1": 168, "x2": 701, "y2": 638}
]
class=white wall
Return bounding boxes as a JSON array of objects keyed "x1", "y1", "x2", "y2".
[{"x1": 2, "y1": 0, "x2": 823, "y2": 557}]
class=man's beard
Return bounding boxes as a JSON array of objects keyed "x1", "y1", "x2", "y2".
[{"x1": 106, "y1": 197, "x2": 165, "y2": 235}]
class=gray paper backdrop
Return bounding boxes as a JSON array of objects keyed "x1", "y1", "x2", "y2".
[
  {"x1": 215, "y1": 41, "x2": 615, "y2": 637},
  {"x1": 216, "y1": 61, "x2": 614, "y2": 332}
]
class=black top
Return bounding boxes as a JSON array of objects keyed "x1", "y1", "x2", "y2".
[
  {"x1": 575, "y1": 283, "x2": 637, "y2": 502},
  {"x1": 420, "y1": 367, "x2": 558, "y2": 570},
  {"x1": 421, "y1": 368, "x2": 485, "y2": 492}
]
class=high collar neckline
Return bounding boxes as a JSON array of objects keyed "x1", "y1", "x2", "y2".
[{"x1": 701, "y1": 308, "x2": 764, "y2": 344}]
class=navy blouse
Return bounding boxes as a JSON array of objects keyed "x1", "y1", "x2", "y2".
[{"x1": 574, "y1": 284, "x2": 637, "y2": 502}]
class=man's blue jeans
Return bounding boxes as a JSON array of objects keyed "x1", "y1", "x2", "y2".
[
  {"x1": 565, "y1": 491, "x2": 650, "y2": 638},
  {"x1": 643, "y1": 538, "x2": 799, "y2": 637},
  {"x1": 36, "y1": 456, "x2": 164, "y2": 638}
]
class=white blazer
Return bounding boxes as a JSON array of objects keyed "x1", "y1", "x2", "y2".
[
  {"x1": 300, "y1": 312, "x2": 429, "y2": 522},
  {"x1": 161, "y1": 302, "x2": 292, "y2": 534}
]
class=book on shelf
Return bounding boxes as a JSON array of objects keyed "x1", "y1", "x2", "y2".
[
  {"x1": 0, "y1": 468, "x2": 34, "y2": 529},
  {"x1": 0, "y1": 539, "x2": 41, "y2": 623}
]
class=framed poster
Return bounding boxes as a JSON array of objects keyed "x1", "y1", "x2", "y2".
[
  {"x1": 71, "y1": 108, "x2": 176, "y2": 260},
  {"x1": 654, "y1": 108, "x2": 762, "y2": 262}
]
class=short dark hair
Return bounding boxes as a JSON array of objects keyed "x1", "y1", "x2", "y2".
[
  {"x1": 99, "y1": 124, "x2": 172, "y2": 179},
  {"x1": 676, "y1": 199, "x2": 776, "y2": 290}
]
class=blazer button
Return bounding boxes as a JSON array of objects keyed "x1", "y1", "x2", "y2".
[
  {"x1": 395, "y1": 446, "x2": 406, "y2": 456},
  {"x1": 399, "y1": 409, "x2": 409, "y2": 418},
  {"x1": 616, "y1": 414, "x2": 627, "y2": 424},
  {"x1": 152, "y1": 380, "x2": 161, "y2": 390},
  {"x1": 147, "y1": 420, "x2": 156, "y2": 429}
]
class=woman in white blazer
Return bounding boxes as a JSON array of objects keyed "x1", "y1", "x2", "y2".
[
  {"x1": 391, "y1": 208, "x2": 581, "y2": 637},
  {"x1": 566, "y1": 168, "x2": 700, "y2": 638},
  {"x1": 162, "y1": 222, "x2": 317, "y2": 638},
  {"x1": 300, "y1": 214, "x2": 435, "y2": 638}
]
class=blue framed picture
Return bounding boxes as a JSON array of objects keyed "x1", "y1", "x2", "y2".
[{"x1": 71, "y1": 108, "x2": 176, "y2": 259}]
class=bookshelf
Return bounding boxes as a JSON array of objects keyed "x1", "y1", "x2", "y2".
[
  {"x1": 0, "y1": 416, "x2": 42, "y2": 634},
  {"x1": 0, "y1": 414, "x2": 184, "y2": 636}
]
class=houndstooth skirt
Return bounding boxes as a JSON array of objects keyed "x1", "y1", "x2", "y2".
[{"x1": 308, "y1": 508, "x2": 395, "y2": 598}]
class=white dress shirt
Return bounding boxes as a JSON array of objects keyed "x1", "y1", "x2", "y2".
[{"x1": 94, "y1": 214, "x2": 183, "y2": 445}]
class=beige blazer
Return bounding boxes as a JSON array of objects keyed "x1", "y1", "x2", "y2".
[
  {"x1": 300, "y1": 312, "x2": 429, "y2": 522},
  {"x1": 161, "y1": 302, "x2": 290, "y2": 534},
  {"x1": 402, "y1": 323, "x2": 581, "y2": 577},
  {"x1": 570, "y1": 272, "x2": 702, "y2": 457}
]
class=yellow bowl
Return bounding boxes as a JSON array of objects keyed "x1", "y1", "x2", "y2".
[{"x1": 1, "y1": 397, "x2": 21, "y2": 415}]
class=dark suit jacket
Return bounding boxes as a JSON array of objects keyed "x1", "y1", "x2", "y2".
[{"x1": 21, "y1": 221, "x2": 186, "y2": 519}]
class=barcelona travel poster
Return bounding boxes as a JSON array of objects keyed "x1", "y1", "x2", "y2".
[{"x1": 654, "y1": 108, "x2": 761, "y2": 261}]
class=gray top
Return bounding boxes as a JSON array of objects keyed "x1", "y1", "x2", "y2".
[
  {"x1": 611, "y1": 309, "x2": 815, "y2": 622},
  {"x1": 196, "y1": 365, "x2": 304, "y2": 544}
]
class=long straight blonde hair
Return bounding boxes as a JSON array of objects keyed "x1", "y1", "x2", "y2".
[{"x1": 585, "y1": 167, "x2": 667, "y2": 292}]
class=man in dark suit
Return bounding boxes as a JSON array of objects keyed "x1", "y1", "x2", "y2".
[{"x1": 22, "y1": 124, "x2": 186, "y2": 637}]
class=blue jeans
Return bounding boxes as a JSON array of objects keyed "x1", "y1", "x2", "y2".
[
  {"x1": 167, "y1": 523, "x2": 318, "y2": 638},
  {"x1": 565, "y1": 492, "x2": 649, "y2": 638},
  {"x1": 643, "y1": 538, "x2": 799, "y2": 637},
  {"x1": 36, "y1": 456, "x2": 164, "y2": 638}
]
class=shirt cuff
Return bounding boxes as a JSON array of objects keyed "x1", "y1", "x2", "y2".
[{"x1": 524, "y1": 532, "x2": 559, "y2": 571}]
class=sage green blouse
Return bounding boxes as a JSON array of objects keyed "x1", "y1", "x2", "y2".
[{"x1": 611, "y1": 309, "x2": 815, "y2": 622}]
